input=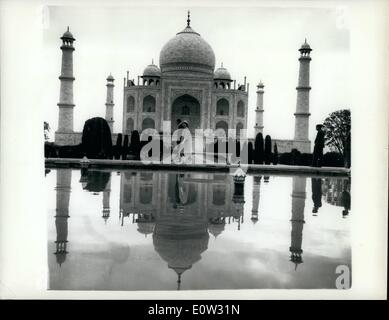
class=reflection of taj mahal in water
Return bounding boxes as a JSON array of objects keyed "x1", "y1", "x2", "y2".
[
  {"x1": 53, "y1": 169, "x2": 317, "y2": 288},
  {"x1": 55, "y1": 12, "x2": 313, "y2": 153}
]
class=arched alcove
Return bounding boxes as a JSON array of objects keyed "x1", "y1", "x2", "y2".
[
  {"x1": 215, "y1": 120, "x2": 228, "y2": 135},
  {"x1": 142, "y1": 118, "x2": 155, "y2": 130},
  {"x1": 143, "y1": 95, "x2": 156, "y2": 112},
  {"x1": 127, "y1": 96, "x2": 135, "y2": 113},
  {"x1": 237, "y1": 101, "x2": 245, "y2": 117},
  {"x1": 171, "y1": 94, "x2": 201, "y2": 134},
  {"x1": 216, "y1": 98, "x2": 229, "y2": 116},
  {"x1": 126, "y1": 118, "x2": 134, "y2": 134}
]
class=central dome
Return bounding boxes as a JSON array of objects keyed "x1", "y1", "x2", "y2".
[{"x1": 159, "y1": 19, "x2": 215, "y2": 76}]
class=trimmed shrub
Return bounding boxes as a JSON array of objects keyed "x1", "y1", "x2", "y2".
[
  {"x1": 273, "y1": 143, "x2": 279, "y2": 165},
  {"x1": 129, "y1": 130, "x2": 141, "y2": 160},
  {"x1": 236, "y1": 139, "x2": 241, "y2": 158},
  {"x1": 122, "y1": 134, "x2": 129, "y2": 160},
  {"x1": 300, "y1": 153, "x2": 313, "y2": 166},
  {"x1": 264, "y1": 135, "x2": 272, "y2": 165},
  {"x1": 81, "y1": 117, "x2": 112, "y2": 159},
  {"x1": 114, "y1": 134, "x2": 123, "y2": 159},
  {"x1": 254, "y1": 133, "x2": 264, "y2": 164},
  {"x1": 248, "y1": 141, "x2": 254, "y2": 164},
  {"x1": 279, "y1": 152, "x2": 292, "y2": 165},
  {"x1": 58, "y1": 144, "x2": 84, "y2": 158}
]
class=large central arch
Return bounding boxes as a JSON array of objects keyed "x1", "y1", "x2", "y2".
[{"x1": 171, "y1": 94, "x2": 201, "y2": 134}]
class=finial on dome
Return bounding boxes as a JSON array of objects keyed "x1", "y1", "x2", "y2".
[
  {"x1": 152, "y1": 58, "x2": 154, "y2": 65},
  {"x1": 67, "y1": 26, "x2": 69, "y2": 32},
  {"x1": 187, "y1": 10, "x2": 191, "y2": 27},
  {"x1": 221, "y1": 62, "x2": 223, "y2": 68}
]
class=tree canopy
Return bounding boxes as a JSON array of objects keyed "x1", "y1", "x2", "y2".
[{"x1": 323, "y1": 109, "x2": 351, "y2": 157}]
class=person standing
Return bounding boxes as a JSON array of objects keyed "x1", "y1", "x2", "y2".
[{"x1": 312, "y1": 124, "x2": 325, "y2": 167}]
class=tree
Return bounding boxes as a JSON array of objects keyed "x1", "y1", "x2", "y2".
[
  {"x1": 248, "y1": 141, "x2": 254, "y2": 164},
  {"x1": 114, "y1": 134, "x2": 123, "y2": 159},
  {"x1": 273, "y1": 143, "x2": 279, "y2": 165},
  {"x1": 81, "y1": 117, "x2": 112, "y2": 159},
  {"x1": 129, "y1": 130, "x2": 141, "y2": 160},
  {"x1": 264, "y1": 135, "x2": 272, "y2": 165},
  {"x1": 44, "y1": 121, "x2": 50, "y2": 141},
  {"x1": 323, "y1": 109, "x2": 351, "y2": 158},
  {"x1": 254, "y1": 133, "x2": 264, "y2": 164},
  {"x1": 122, "y1": 134, "x2": 129, "y2": 160}
]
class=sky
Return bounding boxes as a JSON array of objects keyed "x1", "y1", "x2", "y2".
[{"x1": 41, "y1": 4, "x2": 351, "y2": 141}]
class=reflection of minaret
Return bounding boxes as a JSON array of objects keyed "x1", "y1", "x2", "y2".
[
  {"x1": 289, "y1": 176, "x2": 306, "y2": 270},
  {"x1": 251, "y1": 176, "x2": 262, "y2": 223},
  {"x1": 232, "y1": 171, "x2": 245, "y2": 230},
  {"x1": 55, "y1": 169, "x2": 72, "y2": 266},
  {"x1": 102, "y1": 174, "x2": 111, "y2": 223}
]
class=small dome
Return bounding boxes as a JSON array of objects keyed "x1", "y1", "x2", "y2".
[
  {"x1": 137, "y1": 221, "x2": 155, "y2": 236},
  {"x1": 159, "y1": 17, "x2": 215, "y2": 75},
  {"x1": 106, "y1": 74, "x2": 114, "y2": 81},
  {"x1": 300, "y1": 39, "x2": 311, "y2": 50},
  {"x1": 208, "y1": 222, "x2": 225, "y2": 238},
  {"x1": 214, "y1": 65, "x2": 231, "y2": 81},
  {"x1": 142, "y1": 63, "x2": 161, "y2": 77},
  {"x1": 61, "y1": 27, "x2": 75, "y2": 40}
]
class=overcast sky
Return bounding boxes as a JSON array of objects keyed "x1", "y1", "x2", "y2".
[{"x1": 41, "y1": 4, "x2": 351, "y2": 141}]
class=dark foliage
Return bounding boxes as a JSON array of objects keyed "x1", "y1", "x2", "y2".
[
  {"x1": 323, "y1": 109, "x2": 351, "y2": 162},
  {"x1": 81, "y1": 117, "x2": 112, "y2": 159},
  {"x1": 113, "y1": 134, "x2": 123, "y2": 159},
  {"x1": 45, "y1": 142, "x2": 84, "y2": 158},
  {"x1": 129, "y1": 130, "x2": 141, "y2": 160},
  {"x1": 81, "y1": 170, "x2": 110, "y2": 192},
  {"x1": 44, "y1": 142, "x2": 58, "y2": 158},
  {"x1": 248, "y1": 141, "x2": 254, "y2": 164},
  {"x1": 122, "y1": 134, "x2": 129, "y2": 160},
  {"x1": 273, "y1": 143, "x2": 279, "y2": 165},
  {"x1": 279, "y1": 149, "x2": 343, "y2": 167},
  {"x1": 344, "y1": 132, "x2": 351, "y2": 168},
  {"x1": 254, "y1": 133, "x2": 264, "y2": 164},
  {"x1": 264, "y1": 135, "x2": 272, "y2": 165},
  {"x1": 300, "y1": 153, "x2": 313, "y2": 166},
  {"x1": 322, "y1": 152, "x2": 345, "y2": 167},
  {"x1": 236, "y1": 140, "x2": 241, "y2": 158}
]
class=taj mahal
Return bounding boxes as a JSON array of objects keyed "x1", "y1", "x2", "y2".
[{"x1": 55, "y1": 12, "x2": 313, "y2": 154}]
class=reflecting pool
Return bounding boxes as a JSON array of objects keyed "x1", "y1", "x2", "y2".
[{"x1": 46, "y1": 169, "x2": 351, "y2": 290}]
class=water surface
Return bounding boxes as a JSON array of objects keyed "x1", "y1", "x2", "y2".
[{"x1": 46, "y1": 168, "x2": 351, "y2": 290}]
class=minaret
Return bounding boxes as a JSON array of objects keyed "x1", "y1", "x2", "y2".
[
  {"x1": 254, "y1": 81, "x2": 265, "y2": 135},
  {"x1": 102, "y1": 174, "x2": 111, "y2": 223},
  {"x1": 105, "y1": 74, "x2": 115, "y2": 133},
  {"x1": 54, "y1": 169, "x2": 72, "y2": 266},
  {"x1": 289, "y1": 176, "x2": 306, "y2": 270},
  {"x1": 251, "y1": 176, "x2": 262, "y2": 223},
  {"x1": 293, "y1": 39, "x2": 312, "y2": 153},
  {"x1": 55, "y1": 27, "x2": 76, "y2": 145}
]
